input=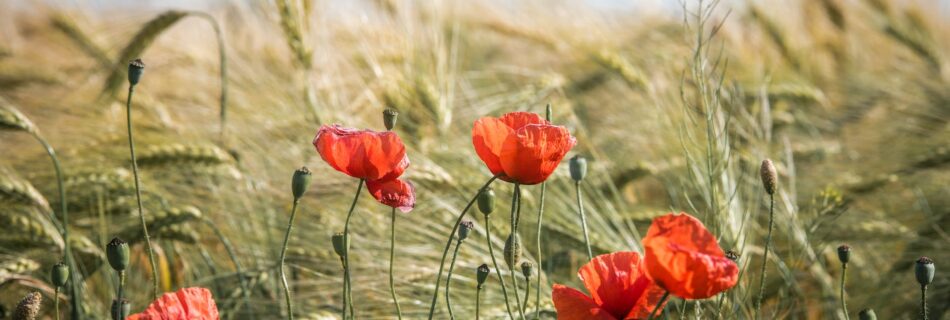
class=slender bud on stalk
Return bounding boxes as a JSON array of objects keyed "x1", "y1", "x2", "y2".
[
  {"x1": 504, "y1": 233, "x2": 522, "y2": 269},
  {"x1": 383, "y1": 109, "x2": 399, "y2": 131},
  {"x1": 128, "y1": 59, "x2": 145, "y2": 86},
  {"x1": 545, "y1": 103, "x2": 552, "y2": 121},
  {"x1": 569, "y1": 155, "x2": 587, "y2": 182},
  {"x1": 915, "y1": 257, "x2": 935, "y2": 287},
  {"x1": 50, "y1": 262, "x2": 69, "y2": 287},
  {"x1": 478, "y1": 188, "x2": 495, "y2": 216},
  {"x1": 13, "y1": 292, "x2": 41, "y2": 320},
  {"x1": 111, "y1": 299, "x2": 130, "y2": 320},
  {"x1": 476, "y1": 264, "x2": 490, "y2": 289},
  {"x1": 858, "y1": 308, "x2": 877, "y2": 320},
  {"x1": 725, "y1": 250, "x2": 739, "y2": 262},
  {"x1": 106, "y1": 238, "x2": 130, "y2": 272},
  {"x1": 520, "y1": 261, "x2": 534, "y2": 279},
  {"x1": 332, "y1": 232, "x2": 348, "y2": 258},
  {"x1": 837, "y1": 245, "x2": 851, "y2": 264},
  {"x1": 760, "y1": 159, "x2": 778, "y2": 195},
  {"x1": 291, "y1": 166, "x2": 312, "y2": 200},
  {"x1": 458, "y1": 221, "x2": 474, "y2": 242}
]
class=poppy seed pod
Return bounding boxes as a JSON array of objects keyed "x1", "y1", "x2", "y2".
[
  {"x1": 477, "y1": 187, "x2": 495, "y2": 216},
  {"x1": 111, "y1": 299, "x2": 130, "y2": 320},
  {"x1": 504, "y1": 233, "x2": 522, "y2": 269},
  {"x1": 383, "y1": 109, "x2": 399, "y2": 131},
  {"x1": 107, "y1": 237, "x2": 130, "y2": 272},
  {"x1": 14, "y1": 292, "x2": 41, "y2": 320},
  {"x1": 837, "y1": 245, "x2": 851, "y2": 264},
  {"x1": 458, "y1": 220, "x2": 474, "y2": 242},
  {"x1": 760, "y1": 159, "x2": 778, "y2": 195},
  {"x1": 331, "y1": 232, "x2": 348, "y2": 258},
  {"x1": 569, "y1": 155, "x2": 587, "y2": 182},
  {"x1": 858, "y1": 308, "x2": 877, "y2": 320},
  {"x1": 725, "y1": 250, "x2": 739, "y2": 262},
  {"x1": 915, "y1": 256, "x2": 935, "y2": 287},
  {"x1": 50, "y1": 262, "x2": 69, "y2": 287},
  {"x1": 477, "y1": 264, "x2": 490, "y2": 288},
  {"x1": 291, "y1": 166, "x2": 312, "y2": 200},
  {"x1": 521, "y1": 261, "x2": 534, "y2": 279},
  {"x1": 128, "y1": 59, "x2": 145, "y2": 86}
]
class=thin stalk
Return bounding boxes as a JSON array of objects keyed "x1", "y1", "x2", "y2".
[
  {"x1": 342, "y1": 179, "x2": 365, "y2": 319},
  {"x1": 575, "y1": 181, "x2": 593, "y2": 260},
  {"x1": 648, "y1": 291, "x2": 670, "y2": 320},
  {"x1": 475, "y1": 285, "x2": 482, "y2": 320},
  {"x1": 754, "y1": 194, "x2": 775, "y2": 319},
  {"x1": 509, "y1": 184, "x2": 526, "y2": 320},
  {"x1": 426, "y1": 176, "x2": 498, "y2": 319},
  {"x1": 277, "y1": 199, "x2": 300, "y2": 320},
  {"x1": 126, "y1": 85, "x2": 159, "y2": 298},
  {"x1": 522, "y1": 275, "x2": 530, "y2": 314},
  {"x1": 389, "y1": 208, "x2": 403, "y2": 319},
  {"x1": 840, "y1": 263, "x2": 848, "y2": 320},
  {"x1": 113, "y1": 271, "x2": 125, "y2": 320},
  {"x1": 485, "y1": 213, "x2": 516, "y2": 320},
  {"x1": 534, "y1": 181, "x2": 546, "y2": 320},
  {"x1": 921, "y1": 286, "x2": 928, "y2": 320},
  {"x1": 54, "y1": 287, "x2": 59, "y2": 320},
  {"x1": 203, "y1": 218, "x2": 250, "y2": 315},
  {"x1": 445, "y1": 240, "x2": 462, "y2": 319},
  {"x1": 338, "y1": 256, "x2": 347, "y2": 320}
]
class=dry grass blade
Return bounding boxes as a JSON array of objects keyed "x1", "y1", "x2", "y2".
[
  {"x1": 275, "y1": 0, "x2": 312, "y2": 69},
  {"x1": 0, "y1": 98, "x2": 37, "y2": 134},
  {"x1": 154, "y1": 224, "x2": 200, "y2": 244},
  {"x1": 0, "y1": 257, "x2": 40, "y2": 282},
  {"x1": 138, "y1": 144, "x2": 234, "y2": 167},
  {"x1": 0, "y1": 172, "x2": 51, "y2": 212},
  {"x1": 0, "y1": 214, "x2": 59, "y2": 249},
  {"x1": 49, "y1": 14, "x2": 112, "y2": 68},
  {"x1": 116, "y1": 205, "x2": 203, "y2": 240},
  {"x1": 100, "y1": 10, "x2": 188, "y2": 97},
  {"x1": 592, "y1": 50, "x2": 647, "y2": 90},
  {"x1": 748, "y1": 5, "x2": 802, "y2": 71}
]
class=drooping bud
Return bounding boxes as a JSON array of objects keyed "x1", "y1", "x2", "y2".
[
  {"x1": 458, "y1": 220, "x2": 474, "y2": 242},
  {"x1": 837, "y1": 245, "x2": 851, "y2": 264},
  {"x1": 50, "y1": 262, "x2": 69, "y2": 287},
  {"x1": 477, "y1": 188, "x2": 495, "y2": 216},
  {"x1": 569, "y1": 155, "x2": 587, "y2": 182},
  {"x1": 858, "y1": 308, "x2": 877, "y2": 320},
  {"x1": 106, "y1": 237, "x2": 130, "y2": 272},
  {"x1": 128, "y1": 59, "x2": 145, "y2": 86},
  {"x1": 111, "y1": 299, "x2": 130, "y2": 320},
  {"x1": 13, "y1": 292, "x2": 41, "y2": 320},
  {"x1": 331, "y1": 232, "x2": 348, "y2": 258},
  {"x1": 760, "y1": 159, "x2": 778, "y2": 195},
  {"x1": 476, "y1": 264, "x2": 490, "y2": 289},
  {"x1": 915, "y1": 256, "x2": 935, "y2": 287},
  {"x1": 504, "y1": 233, "x2": 522, "y2": 269},
  {"x1": 383, "y1": 109, "x2": 399, "y2": 131},
  {"x1": 291, "y1": 166, "x2": 312, "y2": 200},
  {"x1": 520, "y1": 261, "x2": 534, "y2": 279},
  {"x1": 725, "y1": 250, "x2": 739, "y2": 262}
]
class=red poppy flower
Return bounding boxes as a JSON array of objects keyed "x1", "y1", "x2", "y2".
[
  {"x1": 472, "y1": 112, "x2": 576, "y2": 185},
  {"x1": 127, "y1": 287, "x2": 218, "y2": 320},
  {"x1": 552, "y1": 252, "x2": 667, "y2": 320},
  {"x1": 642, "y1": 212, "x2": 739, "y2": 299},
  {"x1": 313, "y1": 125, "x2": 409, "y2": 181},
  {"x1": 367, "y1": 178, "x2": 415, "y2": 213}
]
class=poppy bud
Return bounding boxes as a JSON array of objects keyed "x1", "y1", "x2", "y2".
[
  {"x1": 477, "y1": 187, "x2": 495, "y2": 216},
  {"x1": 837, "y1": 245, "x2": 851, "y2": 264},
  {"x1": 545, "y1": 103, "x2": 552, "y2": 121},
  {"x1": 128, "y1": 59, "x2": 145, "y2": 86},
  {"x1": 915, "y1": 256, "x2": 934, "y2": 287},
  {"x1": 383, "y1": 108, "x2": 399, "y2": 131},
  {"x1": 760, "y1": 159, "x2": 778, "y2": 195},
  {"x1": 111, "y1": 299, "x2": 130, "y2": 320},
  {"x1": 725, "y1": 250, "x2": 739, "y2": 262},
  {"x1": 520, "y1": 261, "x2": 534, "y2": 279},
  {"x1": 291, "y1": 166, "x2": 312, "y2": 200},
  {"x1": 858, "y1": 308, "x2": 877, "y2": 320},
  {"x1": 458, "y1": 220, "x2": 474, "y2": 242},
  {"x1": 569, "y1": 155, "x2": 587, "y2": 182},
  {"x1": 107, "y1": 237, "x2": 130, "y2": 272},
  {"x1": 476, "y1": 264, "x2": 490, "y2": 288},
  {"x1": 504, "y1": 233, "x2": 521, "y2": 269},
  {"x1": 50, "y1": 262, "x2": 69, "y2": 287},
  {"x1": 331, "y1": 232, "x2": 348, "y2": 258},
  {"x1": 13, "y1": 292, "x2": 41, "y2": 320}
]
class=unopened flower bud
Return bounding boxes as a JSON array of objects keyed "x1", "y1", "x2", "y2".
[
  {"x1": 521, "y1": 261, "x2": 534, "y2": 279},
  {"x1": 725, "y1": 250, "x2": 739, "y2": 262},
  {"x1": 837, "y1": 245, "x2": 851, "y2": 264},
  {"x1": 504, "y1": 233, "x2": 522, "y2": 269},
  {"x1": 50, "y1": 262, "x2": 69, "y2": 288},
  {"x1": 332, "y1": 232, "x2": 348, "y2": 258},
  {"x1": 111, "y1": 299, "x2": 130, "y2": 320},
  {"x1": 545, "y1": 103, "x2": 552, "y2": 121},
  {"x1": 476, "y1": 264, "x2": 490, "y2": 288},
  {"x1": 458, "y1": 220, "x2": 474, "y2": 242},
  {"x1": 477, "y1": 188, "x2": 495, "y2": 216},
  {"x1": 569, "y1": 155, "x2": 587, "y2": 182},
  {"x1": 107, "y1": 237, "x2": 130, "y2": 272},
  {"x1": 915, "y1": 256, "x2": 934, "y2": 287},
  {"x1": 14, "y1": 292, "x2": 41, "y2": 320},
  {"x1": 760, "y1": 159, "x2": 778, "y2": 195},
  {"x1": 128, "y1": 59, "x2": 145, "y2": 86},
  {"x1": 383, "y1": 109, "x2": 399, "y2": 131},
  {"x1": 291, "y1": 166, "x2": 312, "y2": 199},
  {"x1": 858, "y1": 308, "x2": 877, "y2": 320}
]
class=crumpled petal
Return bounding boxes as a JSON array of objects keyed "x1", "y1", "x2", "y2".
[
  {"x1": 366, "y1": 178, "x2": 415, "y2": 213},
  {"x1": 313, "y1": 125, "x2": 409, "y2": 181},
  {"x1": 472, "y1": 112, "x2": 574, "y2": 184},
  {"x1": 578, "y1": 252, "x2": 666, "y2": 319},
  {"x1": 127, "y1": 287, "x2": 219, "y2": 320},
  {"x1": 552, "y1": 284, "x2": 617, "y2": 320}
]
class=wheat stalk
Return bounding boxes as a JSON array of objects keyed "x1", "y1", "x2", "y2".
[
  {"x1": 592, "y1": 49, "x2": 647, "y2": 89},
  {"x1": 0, "y1": 98, "x2": 37, "y2": 134},
  {"x1": 138, "y1": 144, "x2": 234, "y2": 167},
  {"x1": 0, "y1": 257, "x2": 40, "y2": 282},
  {"x1": 49, "y1": 14, "x2": 112, "y2": 68},
  {"x1": 101, "y1": 10, "x2": 188, "y2": 98},
  {"x1": 0, "y1": 172, "x2": 51, "y2": 212}
]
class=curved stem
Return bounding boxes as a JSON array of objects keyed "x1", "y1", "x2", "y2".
[
  {"x1": 754, "y1": 194, "x2": 775, "y2": 319},
  {"x1": 485, "y1": 214, "x2": 516, "y2": 320},
  {"x1": 278, "y1": 199, "x2": 300, "y2": 320},
  {"x1": 475, "y1": 286, "x2": 482, "y2": 320},
  {"x1": 426, "y1": 176, "x2": 498, "y2": 319},
  {"x1": 534, "y1": 181, "x2": 546, "y2": 320},
  {"x1": 509, "y1": 184, "x2": 526, "y2": 320},
  {"x1": 840, "y1": 263, "x2": 848, "y2": 320},
  {"x1": 126, "y1": 85, "x2": 159, "y2": 298},
  {"x1": 575, "y1": 181, "x2": 593, "y2": 261},
  {"x1": 342, "y1": 179, "x2": 364, "y2": 319},
  {"x1": 445, "y1": 240, "x2": 462, "y2": 319},
  {"x1": 389, "y1": 208, "x2": 403, "y2": 319},
  {"x1": 647, "y1": 291, "x2": 670, "y2": 320},
  {"x1": 203, "y1": 218, "x2": 250, "y2": 316}
]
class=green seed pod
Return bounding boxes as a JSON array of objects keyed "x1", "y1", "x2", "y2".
[
  {"x1": 520, "y1": 261, "x2": 534, "y2": 279},
  {"x1": 291, "y1": 166, "x2": 312, "y2": 199},
  {"x1": 476, "y1": 264, "x2": 490, "y2": 289},
  {"x1": 858, "y1": 308, "x2": 877, "y2": 320},
  {"x1": 128, "y1": 59, "x2": 145, "y2": 86},
  {"x1": 569, "y1": 155, "x2": 587, "y2": 182},
  {"x1": 331, "y1": 232, "x2": 348, "y2": 258},
  {"x1": 837, "y1": 245, "x2": 851, "y2": 264},
  {"x1": 725, "y1": 250, "x2": 739, "y2": 262},
  {"x1": 383, "y1": 109, "x2": 399, "y2": 131},
  {"x1": 13, "y1": 292, "x2": 41, "y2": 320},
  {"x1": 458, "y1": 220, "x2": 474, "y2": 242},
  {"x1": 477, "y1": 188, "x2": 495, "y2": 216},
  {"x1": 50, "y1": 262, "x2": 69, "y2": 287},
  {"x1": 760, "y1": 159, "x2": 778, "y2": 195},
  {"x1": 504, "y1": 233, "x2": 521, "y2": 269},
  {"x1": 111, "y1": 299, "x2": 130, "y2": 320},
  {"x1": 915, "y1": 256, "x2": 934, "y2": 287},
  {"x1": 106, "y1": 237, "x2": 130, "y2": 272}
]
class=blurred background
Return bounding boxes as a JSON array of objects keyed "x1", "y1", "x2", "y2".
[{"x1": 0, "y1": 0, "x2": 947, "y2": 319}]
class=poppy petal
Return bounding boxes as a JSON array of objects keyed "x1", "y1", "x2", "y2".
[
  {"x1": 577, "y1": 252, "x2": 665, "y2": 319},
  {"x1": 552, "y1": 284, "x2": 618, "y2": 320},
  {"x1": 367, "y1": 178, "x2": 416, "y2": 213},
  {"x1": 499, "y1": 124, "x2": 576, "y2": 185},
  {"x1": 472, "y1": 116, "x2": 511, "y2": 177},
  {"x1": 313, "y1": 125, "x2": 408, "y2": 181},
  {"x1": 127, "y1": 287, "x2": 218, "y2": 320},
  {"x1": 499, "y1": 111, "x2": 548, "y2": 130}
]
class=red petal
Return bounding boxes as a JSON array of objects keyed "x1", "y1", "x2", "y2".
[
  {"x1": 499, "y1": 124, "x2": 576, "y2": 185},
  {"x1": 366, "y1": 178, "x2": 416, "y2": 213},
  {"x1": 577, "y1": 252, "x2": 665, "y2": 319},
  {"x1": 472, "y1": 116, "x2": 511, "y2": 177},
  {"x1": 127, "y1": 287, "x2": 218, "y2": 320},
  {"x1": 498, "y1": 111, "x2": 548, "y2": 130},
  {"x1": 313, "y1": 125, "x2": 408, "y2": 181},
  {"x1": 552, "y1": 284, "x2": 618, "y2": 320}
]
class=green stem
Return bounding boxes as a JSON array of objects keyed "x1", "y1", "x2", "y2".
[
  {"x1": 475, "y1": 286, "x2": 482, "y2": 320},
  {"x1": 921, "y1": 285, "x2": 928, "y2": 320},
  {"x1": 575, "y1": 181, "x2": 593, "y2": 261},
  {"x1": 54, "y1": 287, "x2": 59, "y2": 320},
  {"x1": 339, "y1": 256, "x2": 347, "y2": 320},
  {"x1": 509, "y1": 184, "x2": 526, "y2": 320},
  {"x1": 203, "y1": 218, "x2": 250, "y2": 316},
  {"x1": 126, "y1": 85, "x2": 159, "y2": 298},
  {"x1": 342, "y1": 179, "x2": 364, "y2": 319},
  {"x1": 485, "y1": 213, "x2": 516, "y2": 320},
  {"x1": 389, "y1": 208, "x2": 403, "y2": 319},
  {"x1": 114, "y1": 271, "x2": 125, "y2": 320},
  {"x1": 445, "y1": 240, "x2": 462, "y2": 319},
  {"x1": 278, "y1": 199, "x2": 300, "y2": 320},
  {"x1": 522, "y1": 274, "x2": 530, "y2": 314},
  {"x1": 534, "y1": 181, "x2": 545, "y2": 320},
  {"x1": 647, "y1": 291, "x2": 670, "y2": 320},
  {"x1": 426, "y1": 176, "x2": 498, "y2": 319},
  {"x1": 840, "y1": 263, "x2": 848, "y2": 320},
  {"x1": 754, "y1": 194, "x2": 775, "y2": 319}
]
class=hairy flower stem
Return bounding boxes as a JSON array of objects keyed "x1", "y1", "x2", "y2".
[
  {"x1": 54, "y1": 287, "x2": 59, "y2": 320},
  {"x1": 342, "y1": 180, "x2": 364, "y2": 319},
  {"x1": 475, "y1": 285, "x2": 482, "y2": 320},
  {"x1": 509, "y1": 184, "x2": 526, "y2": 320},
  {"x1": 277, "y1": 199, "x2": 300, "y2": 320},
  {"x1": 522, "y1": 275, "x2": 530, "y2": 314},
  {"x1": 389, "y1": 208, "x2": 403, "y2": 319},
  {"x1": 647, "y1": 291, "x2": 670, "y2": 320},
  {"x1": 920, "y1": 286, "x2": 928, "y2": 320},
  {"x1": 485, "y1": 213, "x2": 516, "y2": 320},
  {"x1": 203, "y1": 218, "x2": 250, "y2": 315},
  {"x1": 113, "y1": 271, "x2": 125, "y2": 320},
  {"x1": 754, "y1": 193, "x2": 775, "y2": 319},
  {"x1": 534, "y1": 181, "x2": 546, "y2": 320},
  {"x1": 840, "y1": 263, "x2": 849, "y2": 320},
  {"x1": 445, "y1": 240, "x2": 462, "y2": 319},
  {"x1": 575, "y1": 181, "x2": 593, "y2": 261},
  {"x1": 126, "y1": 85, "x2": 159, "y2": 298},
  {"x1": 426, "y1": 176, "x2": 498, "y2": 319}
]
